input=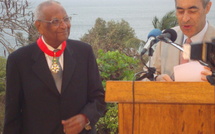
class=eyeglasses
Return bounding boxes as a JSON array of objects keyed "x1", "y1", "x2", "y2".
[{"x1": 37, "y1": 17, "x2": 72, "y2": 26}]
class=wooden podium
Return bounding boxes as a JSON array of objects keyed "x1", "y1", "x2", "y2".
[{"x1": 105, "y1": 81, "x2": 215, "y2": 134}]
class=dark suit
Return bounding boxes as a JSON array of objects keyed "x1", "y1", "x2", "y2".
[{"x1": 3, "y1": 39, "x2": 106, "y2": 134}]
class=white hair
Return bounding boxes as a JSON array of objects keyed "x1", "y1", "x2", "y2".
[{"x1": 34, "y1": 0, "x2": 61, "y2": 20}]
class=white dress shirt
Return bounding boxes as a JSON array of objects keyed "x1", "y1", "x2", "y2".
[
  {"x1": 183, "y1": 21, "x2": 209, "y2": 43},
  {"x1": 42, "y1": 36, "x2": 64, "y2": 70}
]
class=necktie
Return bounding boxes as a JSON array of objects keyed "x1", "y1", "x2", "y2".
[
  {"x1": 51, "y1": 49, "x2": 63, "y2": 93},
  {"x1": 180, "y1": 38, "x2": 192, "y2": 64}
]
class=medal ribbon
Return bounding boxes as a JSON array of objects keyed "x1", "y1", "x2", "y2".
[{"x1": 37, "y1": 37, "x2": 66, "y2": 57}]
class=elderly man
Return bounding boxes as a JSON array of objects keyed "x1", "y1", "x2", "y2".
[
  {"x1": 3, "y1": 1, "x2": 106, "y2": 134},
  {"x1": 151, "y1": 0, "x2": 215, "y2": 81}
]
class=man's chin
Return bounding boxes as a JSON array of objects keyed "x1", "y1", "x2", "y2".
[
  {"x1": 181, "y1": 29, "x2": 193, "y2": 37},
  {"x1": 58, "y1": 35, "x2": 69, "y2": 42}
]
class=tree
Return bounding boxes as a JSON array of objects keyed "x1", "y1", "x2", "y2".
[
  {"x1": 0, "y1": 56, "x2": 6, "y2": 132},
  {"x1": 0, "y1": 57, "x2": 6, "y2": 94},
  {"x1": 0, "y1": 0, "x2": 39, "y2": 56},
  {"x1": 152, "y1": 10, "x2": 178, "y2": 30},
  {"x1": 80, "y1": 18, "x2": 143, "y2": 57},
  {"x1": 95, "y1": 50, "x2": 140, "y2": 134}
]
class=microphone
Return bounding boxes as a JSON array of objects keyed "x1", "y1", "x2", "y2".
[
  {"x1": 156, "y1": 29, "x2": 177, "y2": 42},
  {"x1": 140, "y1": 29, "x2": 162, "y2": 55},
  {"x1": 156, "y1": 29, "x2": 183, "y2": 51}
]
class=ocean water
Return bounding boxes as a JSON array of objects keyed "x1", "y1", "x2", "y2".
[
  {"x1": 29, "y1": 0, "x2": 215, "y2": 40},
  {"x1": 1, "y1": 0, "x2": 215, "y2": 56}
]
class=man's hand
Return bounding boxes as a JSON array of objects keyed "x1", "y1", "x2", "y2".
[
  {"x1": 155, "y1": 74, "x2": 173, "y2": 82},
  {"x1": 201, "y1": 66, "x2": 212, "y2": 81},
  {"x1": 62, "y1": 114, "x2": 87, "y2": 134}
]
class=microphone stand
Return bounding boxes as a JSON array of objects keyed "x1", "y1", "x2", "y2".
[
  {"x1": 157, "y1": 37, "x2": 184, "y2": 51},
  {"x1": 135, "y1": 41, "x2": 156, "y2": 81}
]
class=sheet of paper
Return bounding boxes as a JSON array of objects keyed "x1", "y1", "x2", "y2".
[{"x1": 174, "y1": 61, "x2": 205, "y2": 82}]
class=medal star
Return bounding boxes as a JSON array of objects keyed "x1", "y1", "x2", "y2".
[{"x1": 51, "y1": 63, "x2": 60, "y2": 73}]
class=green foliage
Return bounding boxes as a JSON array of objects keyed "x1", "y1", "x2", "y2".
[
  {"x1": 0, "y1": 57, "x2": 6, "y2": 94},
  {"x1": 96, "y1": 50, "x2": 140, "y2": 134},
  {"x1": 96, "y1": 103, "x2": 118, "y2": 134},
  {"x1": 81, "y1": 18, "x2": 142, "y2": 133},
  {"x1": 0, "y1": 94, "x2": 4, "y2": 133},
  {"x1": 152, "y1": 10, "x2": 178, "y2": 30},
  {"x1": 0, "y1": 57, "x2": 6, "y2": 133},
  {"x1": 80, "y1": 18, "x2": 141, "y2": 57},
  {"x1": 97, "y1": 50, "x2": 139, "y2": 86}
]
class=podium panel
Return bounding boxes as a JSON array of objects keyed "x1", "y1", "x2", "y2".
[{"x1": 105, "y1": 81, "x2": 215, "y2": 134}]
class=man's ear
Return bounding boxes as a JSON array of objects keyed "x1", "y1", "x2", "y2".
[
  {"x1": 34, "y1": 21, "x2": 42, "y2": 34},
  {"x1": 205, "y1": 1, "x2": 212, "y2": 14}
]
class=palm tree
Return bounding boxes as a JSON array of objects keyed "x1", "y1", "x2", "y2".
[
  {"x1": 138, "y1": 10, "x2": 178, "y2": 63},
  {"x1": 152, "y1": 10, "x2": 178, "y2": 30}
]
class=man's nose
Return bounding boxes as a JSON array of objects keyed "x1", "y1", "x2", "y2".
[
  {"x1": 182, "y1": 11, "x2": 191, "y2": 22},
  {"x1": 59, "y1": 20, "x2": 68, "y2": 28}
]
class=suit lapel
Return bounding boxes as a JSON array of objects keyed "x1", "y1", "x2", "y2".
[
  {"x1": 174, "y1": 29, "x2": 183, "y2": 64},
  {"x1": 61, "y1": 45, "x2": 77, "y2": 93},
  {"x1": 32, "y1": 46, "x2": 60, "y2": 95},
  {"x1": 162, "y1": 27, "x2": 184, "y2": 75},
  {"x1": 204, "y1": 24, "x2": 215, "y2": 42}
]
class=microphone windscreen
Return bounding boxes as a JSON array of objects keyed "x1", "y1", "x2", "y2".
[
  {"x1": 147, "y1": 29, "x2": 162, "y2": 39},
  {"x1": 163, "y1": 29, "x2": 177, "y2": 42},
  {"x1": 190, "y1": 43, "x2": 203, "y2": 60},
  {"x1": 207, "y1": 42, "x2": 215, "y2": 68}
]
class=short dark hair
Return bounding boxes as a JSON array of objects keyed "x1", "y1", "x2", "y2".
[
  {"x1": 175, "y1": 0, "x2": 210, "y2": 8},
  {"x1": 202, "y1": 0, "x2": 210, "y2": 8}
]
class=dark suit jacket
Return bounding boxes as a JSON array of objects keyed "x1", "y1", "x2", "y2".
[{"x1": 3, "y1": 39, "x2": 106, "y2": 134}]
